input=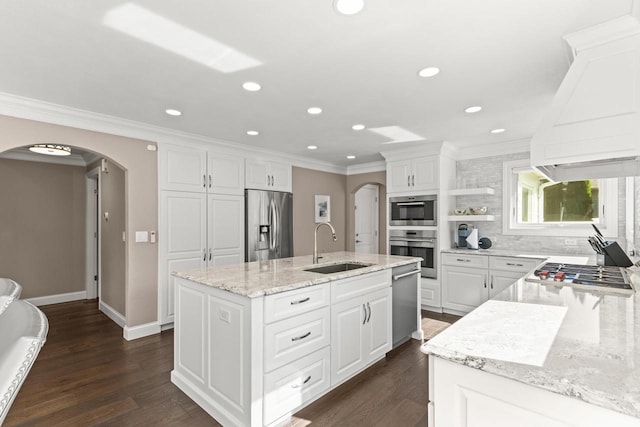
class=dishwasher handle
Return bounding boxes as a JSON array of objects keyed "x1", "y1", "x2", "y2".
[{"x1": 393, "y1": 269, "x2": 422, "y2": 281}]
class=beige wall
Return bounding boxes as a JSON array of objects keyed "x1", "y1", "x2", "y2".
[
  {"x1": 0, "y1": 115, "x2": 157, "y2": 327},
  {"x1": 0, "y1": 159, "x2": 86, "y2": 298},
  {"x1": 346, "y1": 171, "x2": 387, "y2": 254},
  {"x1": 292, "y1": 167, "x2": 347, "y2": 256},
  {"x1": 100, "y1": 161, "x2": 126, "y2": 315}
]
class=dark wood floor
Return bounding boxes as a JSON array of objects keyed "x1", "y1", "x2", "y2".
[{"x1": 5, "y1": 301, "x2": 458, "y2": 427}]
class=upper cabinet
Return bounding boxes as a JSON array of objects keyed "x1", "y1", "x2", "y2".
[
  {"x1": 246, "y1": 159, "x2": 292, "y2": 192},
  {"x1": 160, "y1": 143, "x2": 244, "y2": 195},
  {"x1": 387, "y1": 155, "x2": 438, "y2": 193}
]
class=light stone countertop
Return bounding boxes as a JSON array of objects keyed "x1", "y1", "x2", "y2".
[
  {"x1": 442, "y1": 247, "x2": 581, "y2": 259},
  {"x1": 172, "y1": 251, "x2": 421, "y2": 298},
  {"x1": 422, "y1": 260, "x2": 640, "y2": 418}
]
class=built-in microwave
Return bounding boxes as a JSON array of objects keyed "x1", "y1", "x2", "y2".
[{"x1": 389, "y1": 195, "x2": 437, "y2": 226}]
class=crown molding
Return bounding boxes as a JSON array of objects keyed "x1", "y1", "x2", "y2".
[
  {"x1": 346, "y1": 161, "x2": 386, "y2": 175},
  {"x1": 450, "y1": 138, "x2": 531, "y2": 160},
  {"x1": 0, "y1": 92, "x2": 347, "y2": 174},
  {"x1": 563, "y1": 15, "x2": 640, "y2": 57}
]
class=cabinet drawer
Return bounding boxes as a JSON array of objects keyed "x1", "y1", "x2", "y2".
[
  {"x1": 331, "y1": 270, "x2": 390, "y2": 303},
  {"x1": 263, "y1": 346, "x2": 330, "y2": 426},
  {"x1": 264, "y1": 283, "x2": 329, "y2": 324},
  {"x1": 489, "y1": 256, "x2": 543, "y2": 273},
  {"x1": 441, "y1": 253, "x2": 488, "y2": 268},
  {"x1": 264, "y1": 307, "x2": 330, "y2": 372}
]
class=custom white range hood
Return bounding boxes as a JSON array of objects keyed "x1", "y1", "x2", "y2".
[{"x1": 531, "y1": 15, "x2": 640, "y2": 181}]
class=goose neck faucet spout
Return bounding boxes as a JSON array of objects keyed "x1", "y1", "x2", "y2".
[{"x1": 313, "y1": 222, "x2": 337, "y2": 264}]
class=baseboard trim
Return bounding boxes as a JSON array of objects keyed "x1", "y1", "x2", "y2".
[
  {"x1": 161, "y1": 322, "x2": 174, "y2": 331},
  {"x1": 123, "y1": 321, "x2": 161, "y2": 341},
  {"x1": 99, "y1": 300, "x2": 125, "y2": 328},
  {"x1": 26, "y1": 291, "x2": 86, "y2": 306}
]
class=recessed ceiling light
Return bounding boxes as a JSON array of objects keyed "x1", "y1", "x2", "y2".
[
  {"x1": 334, "y1": 0, "x2": 364, "y2": 15},
  {"x1": 464, "y1": 106, "x2": 482, "y2": 113},
  {"x1": 165, "y1": 108, "x2": 182, "y2": 116},
  {"x1": 352, "y1": 124, "x2": 365, "y2": 131},
  {"x1": 347, "y1": 155, "x2": 356, "y2": 159},
  {"x1": 490, "y1": 128, "x2": 505, "y2": 134},
  {"x1": 418, "y1": 67, "x2": 440, "y2": 78},
  {"x1": 247, "y1": 130, "x2": 259, "y2": 136},
  {"x1": 307, "y1": 107, "x2": 322, "y2": 115},
  {"x1": 307, "y1": 145, "x2": 318, "y2": 150},
  {"x1": 242, "y1": 81, "x2": 261, "y2": 92}
]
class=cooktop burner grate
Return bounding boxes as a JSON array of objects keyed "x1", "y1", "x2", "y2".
[{"x1": 526, "y1": 262, "x2": 633, "y2": 294}]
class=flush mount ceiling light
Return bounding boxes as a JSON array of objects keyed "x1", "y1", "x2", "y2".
[
  {"x1": 490, "y1": 128, "x2": 505, "y2": 134},
  {"x1": 418, "y1": 67, "x2": 440, "y2": 78},
  {"x1": 29, "y1": 144, "x2": 71, "y2": 156},
  {"x1": 242, "y1": 81, "x2": 261, "y2": 92},
  {"x1": 347, "y1": 155, "x2": 356, "y2": 159},
  {"x1": 464, "y1": 106, "x2": 482, "y2": 113},
  {"x1": 307, "y1": 107, "x2": 322, "y2": 115},
  {"x1": 334, "y1": 0, "x2": 364, "y2": 15},
  {"x1": 307, "y1": 145, "x2": 318, "y2": 150},
  {"x1": 247, "y1": 130, "x2": 259, "y2": 136},
  {"x1": 352, "y1": 124, "x2": 365, "y2": 131},
  {"x1": 165, "y1": 108, "x2": 182, "y2": 116}
]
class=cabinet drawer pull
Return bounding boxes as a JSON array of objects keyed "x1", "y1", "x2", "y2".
[
  {"x1": 366, "y1": 302, "x2": 371, "y2": 323},
  {"x1": 456, "y1": 258, "x2": 471, "y2": 263},
  {"x1": 208, "y1": 174, "x2": 212, "y2": 188},
  {"x1": 407, "y1": 175, "x2": 411, "y2": 187},
  {"x1": 363, "y1": 304, "x2": 367, "y2": 325},
  {"x1": 203, "y1": 249, "x2": 207, "y2": 261},
  {"x1": 506, "y1": 262, "x2": 524, "y2": 267},
  {"x1": 490, "y1": 275, "x2": 493, "y2": 289},
  {"x1": 203, "y1": 174, "x2": 206, "y2": 188},
  {"x1": 291, "y1": 331, "x2": 311, "y2": 342},
  {"x1": 290, "y1": 297, "x2": 310, "y2": 305},
  {"x1": 291, "y1": 375, "x2": 312, "y2": 388}
]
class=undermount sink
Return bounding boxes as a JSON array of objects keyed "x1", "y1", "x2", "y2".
[{"x1": 304, "y1": 262, "x2": 372, "y2": 274}]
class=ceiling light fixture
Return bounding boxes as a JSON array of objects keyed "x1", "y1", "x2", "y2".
[
  {"x1": 242, "y1": 81, "x2": 261, "y2": 92},
  {"x1": 307, "y1": 145, "x2": 318, "y2": 150},
  {"x1": 247, "y1": 130, "x2": 259, "y2": 136},
  {"x1": 334, "y1": 0, "x2": 364, "y2": 15},
  {"x1": 418, "y1": 67, "x2": 440, "y2": 78},
  {"x1": 464, "y1": 106, "x2": 482, "y2": 113},
  {"x1": 490, "y1": 128, "x2": 505, "y2": 134},
  {"x1": 29, "y1": 144, "x2": 71, "y2": 157},
  {"x1": 307, "y1": 107, "x2": 322, "y2": 115},
  {"x1": 165, "y1": 108, "x2": 182, "y2": 116},
  {"x1": 347, "y1": 155, "x2": 356, "y2": 159},
  {"x1": 352, "y1": 124, "x2": 365, "y2": 131}
]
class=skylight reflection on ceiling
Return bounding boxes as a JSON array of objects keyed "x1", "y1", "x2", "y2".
[
  {"x1": 103, "y1": 3, "x2": 262, "y2": 73},
  {"x1": 368, "y1": 126, "x2": 425, "y2": 144}
]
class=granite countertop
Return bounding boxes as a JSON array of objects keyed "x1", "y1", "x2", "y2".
[
  {"x1": 442, "y1": 248, "x2": 577, "y2": 259},
  {"x1": 422, "y1": 260, "x2": 640, "y2": 418},
  {"x1": 172, "y1": 251, "x2": 421, "y2": 298}
]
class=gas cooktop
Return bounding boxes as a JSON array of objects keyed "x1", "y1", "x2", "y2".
[{"x1": 525, "y1": 262, "x2": 634, "y2": 295}]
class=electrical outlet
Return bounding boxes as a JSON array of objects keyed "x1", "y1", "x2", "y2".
[
  {"x1": 219, "y1": 308, "x2": 231, "y2": 323},
  {"x1": 564, "y1": 239, "x2": 578, "y2": 246}
]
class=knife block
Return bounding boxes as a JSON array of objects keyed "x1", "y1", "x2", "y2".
[{"x1": 601, "y1": 241, "x2": 633, "y2": 267}]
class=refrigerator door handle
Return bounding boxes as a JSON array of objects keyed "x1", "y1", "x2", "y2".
[{"x1": 269, "y1": 199, "x2": 277, "y2": 250}]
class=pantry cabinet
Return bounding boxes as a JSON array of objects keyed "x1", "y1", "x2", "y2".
[
  {"x1": 245, "y1": 158, "x2": 292, "y2": 192},
  {"x1": 387, "y1": 156, "x2": 438, "y2": 193},
  {"x1": 441, "y1": 253, "x2": 544, "y2": 314}
]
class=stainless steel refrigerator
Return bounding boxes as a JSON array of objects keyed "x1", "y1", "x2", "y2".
[{"x1": 245, "y1": 189, "x2": 293, "y2": 262}]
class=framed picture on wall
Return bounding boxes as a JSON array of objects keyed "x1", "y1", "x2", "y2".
[{"x1": 314, "y1": 195, "x2": 331, "y2": 223}]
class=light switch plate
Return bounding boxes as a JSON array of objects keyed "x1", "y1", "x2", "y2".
[{"x1": 135, "y1": 231, "x2": 149, "y2": 243}]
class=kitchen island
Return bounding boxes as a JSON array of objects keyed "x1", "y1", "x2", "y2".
[
  {"x1": 422, "y1": 260, "x2": 640, "y2": 426},
  {"x1": 171, "y1": 251, "x2": 421, "y2": 427}
]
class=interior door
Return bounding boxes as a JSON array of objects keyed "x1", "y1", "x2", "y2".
[{"x1": 355, "y1": 185, "x2": 379, "y2": 253}]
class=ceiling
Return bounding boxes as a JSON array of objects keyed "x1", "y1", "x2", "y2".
[{"x1": 0, "y1": 0, "x2": 634, "y2": 166}]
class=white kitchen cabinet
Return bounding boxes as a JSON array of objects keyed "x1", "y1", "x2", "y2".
[
  {"x1": 441, "y1": 254, "x2": 543, "y2": 314},
  {"x1": 159, "y1": 192, "x2": 245, "y2": 324},
  {"x1": 387, "y1": 156, "x2": 438, "y2": 193},
  {"x1": 331, "y1": 276, "x2": 392, "y2": 387},
  {"x1": 245, "y1": 158, "x2": 292, "y2": 192},
  {"x1": 421, "y1": 277, "x2": 441, "y2": 311},
  {"x1": 160, "y1": 143, "x2": 244, "y2": 195}
]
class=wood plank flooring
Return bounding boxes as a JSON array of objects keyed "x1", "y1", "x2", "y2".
[{"x1": 5, "y1": 301, "x2": 458, "y2": 427}]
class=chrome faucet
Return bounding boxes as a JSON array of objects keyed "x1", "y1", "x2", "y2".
[{"x1": 313, "y1": 222, "x2": 337, "y2": 264}]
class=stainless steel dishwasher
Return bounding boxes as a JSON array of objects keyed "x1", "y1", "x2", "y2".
[{"x1": 392, "y1": 262, "x2": 421, "y2": 348}]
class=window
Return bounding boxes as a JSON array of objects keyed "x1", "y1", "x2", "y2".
[{"x1": 503, "y1": 159, "x2": 618, "y2": 237}]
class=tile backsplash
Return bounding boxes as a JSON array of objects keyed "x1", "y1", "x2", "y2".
[{"x1": 453, "y1": 152, "x2": 630, "y2": 256}]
